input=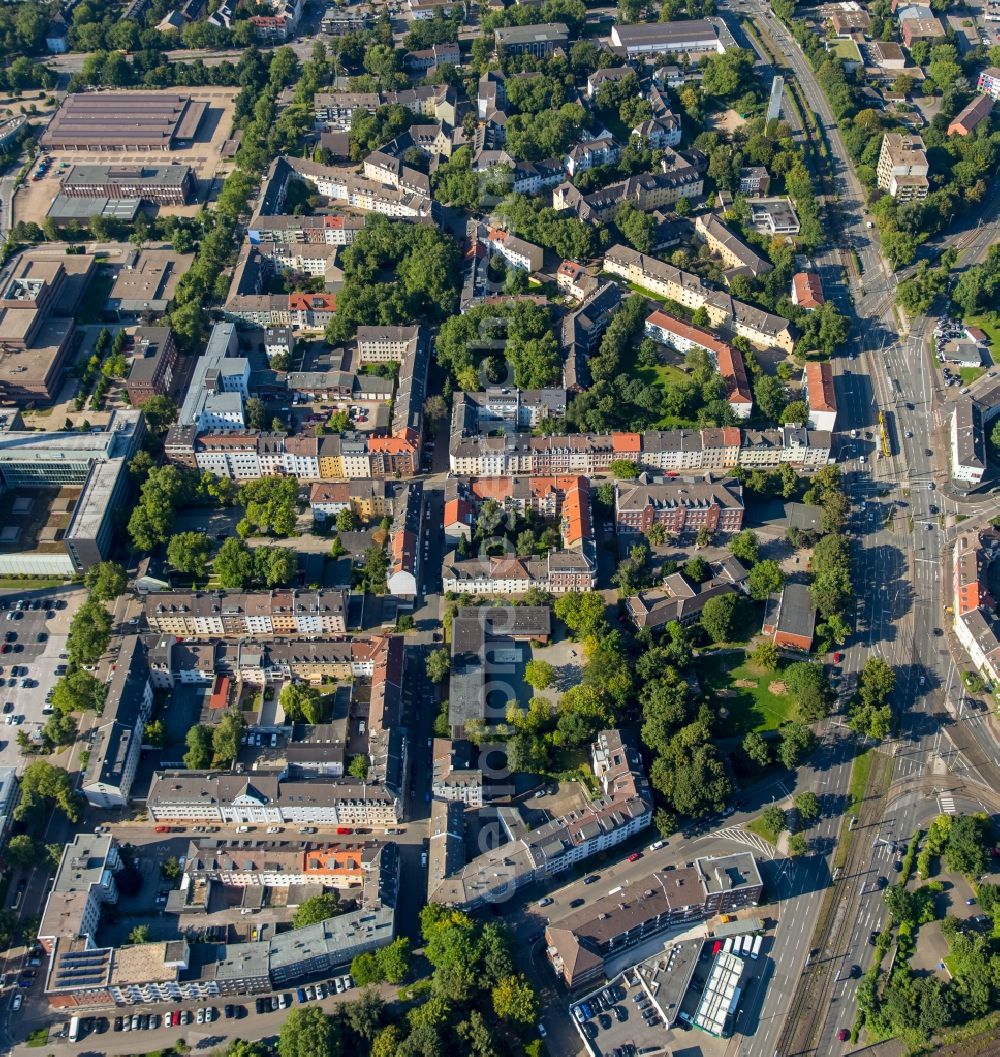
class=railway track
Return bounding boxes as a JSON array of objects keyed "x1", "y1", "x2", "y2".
[{"x1": 774, "y1": 749, "x2": 893, "y2": 1056}]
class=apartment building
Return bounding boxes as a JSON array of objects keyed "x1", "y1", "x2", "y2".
[
  {"x1": 562, "y1": 281, "x2": 622, "y2": 391},
  {"x1": 978, "y1": 66, "x2": 1000, "y2": 101},
  {"x1": 356, "y1": 325, "x2": 420, "y2": 363},
  {"x1": 428, "y1": 729, "x2": 651, "y2": 908},
  {"x1": 485, "y1": 227, "x2": 545, "y2": 272},
  {"x1": 387, "y1": 481, "x2": 424, "y2": 596},
  {"x1": 450, "y1": 424, "x2": 829, "y2": 476},
  {"x1": 791, "y1": 272, "x2": 824, "y2": 310},
  {"x1": 604, "y1": 244, "x2": 795, "y2": 352},
  {"x1": 81, "y1": 638, "x2": 153, "y2": 809},
  {"x1": 181, "y1": 838, "x2": 382, "y2": 891},
  {"x1": 614, "y1": 476, "x2": 744, "y2": 535},
  {"x1": 556, "y1": 260, "x2": 598, "y2": 301},
  {"x1": 694, "y1": 214, "x2": 772, "y2": 278},
  {"x1": 143, "y1": 589, "x2": 348, "y2": 637},
  {"x1": 309, "y1": 479, "x2": 391, "y2": 521},
  {"x1": 876, "y1": 133, "x2": 929, "y2": 201},
  {"x1": 125, "y1": 326, "x2": 178, "y2": 406},
  {"x1": 442, "y1": 550, "x2": 596, "y2": 595},
  {"x1": 738, "y1": 166, "x2": 770, "y2": 196},
  {"x1": 147, "y1": 773, "x2": 400, "y2": 826},
  {"x1": 951, "y1": 396, "x2": 986, "y2": 486},
  {"x1": 553, "y1": 160, "x2": 704, "y2": 223},
  {"x1": 431, "y1": 739, "x2": 484, "y2": 807},
  {"x1": 952, "y1": 530, "x2": 1000, "y2": 682},
  {"x1": 748, "y1": 197, "x2": 801, "y2": 236},
  {"x1": 39, "y1": 835, "x2": 122, "y2": 955},
  {"x1": 804, "y1": 361, "x2": 838, "y2": 433},
  {"x1": 644, "y1": 310, "x2": 753, "y2": 418},
  {"x1": 546, "y1": 852, "x2": 762, "y2": 989},
  {"x1": 631, "y1": 112, "x2": 682, "y2": 149},
  {"x1": 565, "y1": 134, "x2": 620, "y2": 177}
]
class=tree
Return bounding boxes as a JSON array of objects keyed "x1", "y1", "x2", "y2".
[
  {"x1": 183, "y1": 724, "x2": 213, "y2": 770},
  {"x1": 682, "y1": 556, "x2": 709, "y2": 584},
  {"x1": 83, "y1": 561, "x2": 127, "y2": 601},
  {"x1": 426, "y1": 649, "x2": 451, "y2": 685},
  {"x1": 944, "y1": 814, "x2": 990, "y2": 877},
  {"x1": 743, "y1": 730, "x2": 771, "y2": 768},
  {"x1": 16, "y1": 762, "x2": 82, "y2": 823},
  {"x1": 51, "y1": 669, "x2": 106, "y2": 715},
  {"x1": 278, "y1": 1007, "x2": 335, "y2": 1057},
  {"x1": 280, "y1": 682, "x2": 324, "y2": 724},
  {"x1": 67, "y1": 599, "x2": 112, "y2": 664},
  {"x1": 781, "y1": 400, "x2": 809, "y2": 426},
  {"x1": 245, "y1": 396, "x2": 267, "y2": 431},
  {"x1": 795, "y1": 791, "x2": 821, "y2": 825},
  {"x1": 761, "y1": 805, "x2": 787, "y2": 836},
  {"x1": 492, "y1": 974, "x2": 539, "y2": 1025},
  {"x1": 292, "y1": 892, "x2": 340, "y2": 928},
  {"x1": 158, "y1": 854, "x2": 182, "y2": 882},
  {"x1": 254, "y1": 546, "x2": 298, "y2": 588},
  {"x1": 788, "y1": 832, "x2": 808, "y2": 856},
  {"x1": 5, "y1": 834, "x2": 44, "y2": 869},
  {"x1": 335, "y1": 508, "x2": 358, "y2": 532},
  {"x1": 554, "y1": 591, "x2": 607, "y2": 638},
  {"x1": 377, "y1": 937, "x2": 411, "y2": 984},
  {"x1": 748, "y1": 561, "x2": 785, "y2": 602},
  {"x1": 348, "y1": 754, "x2": 370, "y2": 780},
  {"x1": 215, "y1": 536, "x2": 255, "y2": 589},
  {"x1": 785, "y1": 661, "x2": 829, "y2": 720},
  {"x1": 128, "y1": 925, "x2": 152, "y2": 944},
  {"x1": 524, "y1": 659, "x2": 555, "y2": 690},
  {"x1": 860, "y1": 656, "x2": 896, "y2": 707},
  {"x1": 212, "y1": 711, "x2": 245, "y2": 766},
  {"x1": 610, "y1": 459, "x2": 640, "y2": 479},
  {"x1": 751, "y1": 640, "x2": 779, "y2": 672},
  {"x1": 140, "y1": 395, "x2": 178, "y2": 435},
  {"x1": 778, "y1": 722, "x2": 817, "y2": 769},
  {"x1": 701, "y1": 593, "x2": 743, "y2": 644},
  {"x1": 167, "y1": 531, "x2": 213, "y2": 577},
  {"x1": 729, "y1": 529, "x2": 759, "y2": 565}
]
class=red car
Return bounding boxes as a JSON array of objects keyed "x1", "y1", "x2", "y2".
[
  {"x1": 833, "y1": 652, "x2": 844, "y2": 663},
  {"x1": 837, "y1": 1029, "x2": 850, "y2": 1042},
  {"x1": 627, "y1": 852, "x2": 641, "y2": 862}
]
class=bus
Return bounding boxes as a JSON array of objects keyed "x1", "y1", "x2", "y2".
[
  {"x1": 751, "y1": 935, "x2": 762, "y2": 959},
  {"x1": 69, "y1": 1016, "x2": 81, "y2": 1043}
]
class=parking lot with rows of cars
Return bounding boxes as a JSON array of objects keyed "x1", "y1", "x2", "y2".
[{"x1": 0, "y1": 587, "x2": 85, "y2": 770}]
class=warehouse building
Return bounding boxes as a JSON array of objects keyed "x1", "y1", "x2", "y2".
[{"x1": 41, "y1": 92, "x2": 207, "y2": 152}]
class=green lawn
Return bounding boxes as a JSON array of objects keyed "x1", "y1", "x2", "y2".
[
  {"x1": 960, "y1": 366, "x2": 985, "y2": 385},
  {"x1": 848, "y1": 747, "x2": 874, "y2": 811},
  {"x1": 747, "y1": 813, "x2": 783, "y2": 846},
  {"x1": 698, "y1": 651, "x2": 796, "y2": 736},
  {"x1": 828, "y1": 39, "x2": 861, "y2": 62},
  {"x1": 618, "y1": 340, "x2": 700, "y2": 430}
]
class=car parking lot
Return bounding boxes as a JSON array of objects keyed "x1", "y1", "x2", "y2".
[
  {"x1": 572, "y1": 981, "x2": 668, "y2": 1057},
  {"x1": 0, "y1": 587, "x2": 85, "y2": 770}
]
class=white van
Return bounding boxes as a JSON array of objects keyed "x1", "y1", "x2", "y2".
[{"x1": 648, "y1": 840, "x2": 664, "y2": 852}]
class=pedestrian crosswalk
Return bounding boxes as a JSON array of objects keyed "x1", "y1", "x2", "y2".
[
  {"x1": 706, "y1": 826, "x2": 779, "y2": 860},
  {"x1": 938, "y1": 794, "x2": 957, "y2": 815}
]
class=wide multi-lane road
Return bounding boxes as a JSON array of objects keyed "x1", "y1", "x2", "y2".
[{"x1": 722, "y1": 0, "x2": 1000, "y2": 1052}]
